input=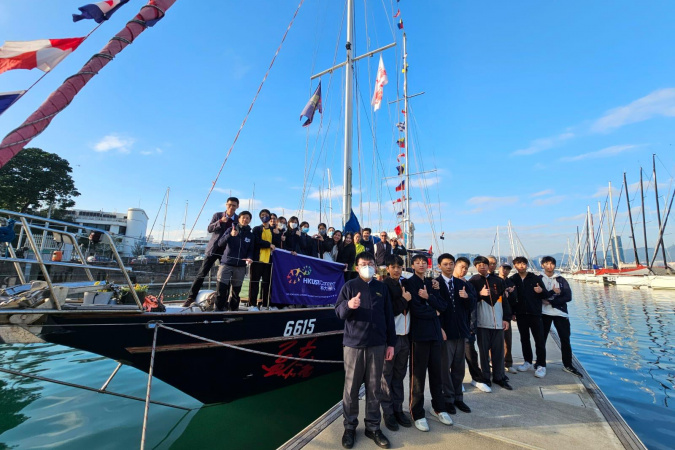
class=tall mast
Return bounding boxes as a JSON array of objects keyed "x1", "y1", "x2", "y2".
[
  {"x1": 588, "y1": 205, "x2": 597, "y2": 267},
  {"x1": 624, "y1": 172, "x2": 640, "y2": 266},
  {"x1": 598, "y1": 201, "x2": 607, "y2": 268},
  {"x1": 342, "y1": 0, "x2": 355, "y2": 227},
  {"x1": 652, "y1": 154, "x2": 669, "y2": 270},
  {"x1": 160, "y1": 187, "x2": 169, "y2": 249},
  {"x1": 181, "y1": 200, "x2": 188, "y2": 244},
  {"x1": 585, "y1": 211, "x2": 591, "y2": 268},
  {"x1": 403, "y1": 32, "x2": 412, "y2": 249},
  {"x1": 608, "y1": 181, "x2": 621, "y2": 267},
  {"x1": 640, "y1": 167, "x2": 649, "y2": 267},
  {"x1": 576, "y1": 225, "x2": 582, "y2": 271}
]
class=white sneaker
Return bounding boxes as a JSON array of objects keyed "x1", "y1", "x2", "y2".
[
  {"x1": 248, "y1": 306, "x2": 260, "y2": 311},
  {"x1": 471, "y1": 380, "x2": 492, "y2": 393},
  {"x1": 506, "y1": 366, "x2": 518, "y2": 374},
  {"x1": 534, "y1": 366, "x2": 547, "y2": 378},
  {"x1": 517, "y1": 362, "x2": 533, "y2": 372},
  {"x1": 430, "y1": 410, "x2": 453, "y2": 426},
  {"x1": 414, "y1": 418, "x2": 430, "y2": 432}
]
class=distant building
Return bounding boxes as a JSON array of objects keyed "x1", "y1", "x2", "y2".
[{"x1": 70, "y1": 208, "x2": 148, "y2": 257}]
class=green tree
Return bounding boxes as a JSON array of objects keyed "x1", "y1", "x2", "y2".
[{"x1": 0, "y1": 148, "x2": 80, "y2": 213}]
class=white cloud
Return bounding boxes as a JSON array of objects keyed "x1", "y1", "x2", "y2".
[
  {"x1": 531, "y1": 189, "x2": 554, "y2": 197},
  {"x1": 561, "y1": 144, "x2": 640, "y2": 162},
  {"x1": 93, "y1": 134, "x2": 134, "y2": 153},
  {"x1": 213, "y1": 187, "x2": 241, "y2": 195},
  {"x1": 140, "y1": 147, "x2": 163, "y2": 156},
  {"x1": 232, "y1": 198, "x2": 263, "y2": 211},
  {"x1": 466, "y1": 196, "x2": 518, "y2": 206},
  {"x1": 309, "y1": 185, "x2": 360, "y2": 200},
  {"x1": 533, "y1": 195, "x2": 566, "y2": 206},
  {"x1": 512, "y1": 132, "x2": 574, "y2": 156},
  {"x1": 591, "y1": 88, "x2": 675, "y2": 133}
]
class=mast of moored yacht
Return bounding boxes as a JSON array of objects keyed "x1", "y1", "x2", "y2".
[
  {"x1": 588, "y1": 205, "x2": 597, "y2": 267},
  {"x1": 403, "y1": 32, "x2": 412, "y2": 249},
  {"x1": 598, "y1": 201, "x2": 608, "y2": 268},
  {"x1": 624, "y1": 172, "x2": 641, "y2": 266},
  {"x1": 608, "y1": 181, "x2": 621, "y2": 268},
  {"x1": 652, "y1": 154, "x2": 669, "y2": 271},
  {"x1": 160, "y1": 187, "x2": 169, "y2": 250},
  {"x1": 639, "y1": 168, "x2": 650, "y2": 269}
]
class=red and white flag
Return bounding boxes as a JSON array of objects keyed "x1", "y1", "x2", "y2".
[
  {"x1": 0, "y1": 38, "x2": 86, "y2": 75},
  {"x1": 371, "y1": 55, "x2": 388, "y2": 111}
]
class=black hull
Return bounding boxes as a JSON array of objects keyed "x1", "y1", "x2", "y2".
[{"x1": 39, "y1": 308, "x2": 344, "y2": 404}]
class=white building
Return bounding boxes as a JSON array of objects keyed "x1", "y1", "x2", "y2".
[{"x1": 70, "y1": 208, "x2": 148, "y2": 257}]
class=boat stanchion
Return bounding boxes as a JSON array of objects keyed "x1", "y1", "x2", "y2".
[
  {"x1": 140, "y1": 323, "x2": 160, "y2": 450},
  {"x1": 99, "y1": 362, "x2": 123, "y2": 392}
]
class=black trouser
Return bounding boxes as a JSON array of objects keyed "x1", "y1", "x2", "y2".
[
  {"x1": 504, "y1": 326, "x2": 513, "y2": 368},
  {"x1": 464, "y1": 338, "x2": 484, "y2": 382},
  {"x1": 186, "y1": 254, "x2": 220, "y2": 303},
  {"x1": 343, "y1": 345, "x2": 386, "y2": 432},
  {"x1": 516, "y1": 314, "x2": 546, "y2": 367},
  {"x1": 441, "y1": 338, "x2": 466, "y2": 403},
  {"x1": 409, "y1": 340, "x2": 445, "y2": 420},
  {"x1": 542, "y1": 314, "x2": 573, "y2": 368},
  {"x1": 380, "y1": 335, "x2": 410, "y2": 415},
  {"x1": 477, "y1": 328, "x2": 506, "y2": 382},
  {"x1": 248, "y1": 262, "x2": 272, "y2": 308}
]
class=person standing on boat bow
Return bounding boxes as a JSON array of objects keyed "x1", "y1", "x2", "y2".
[
  {"x1": 183, "y1": 197, "x2": 238, "y2": 307},
  {"x1": 215, "y1": 211, "x2": 254, "y2": 311},
  {"x1": 248, "y1": 209, "x2": 276, "y2": 311},
  {"x1": 336, "y1": 252, "x2": 396, "y2": 449}
]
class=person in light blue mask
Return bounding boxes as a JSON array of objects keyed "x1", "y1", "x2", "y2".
[{"x1": 298, "y1": 221, "x2": 318, "y2": 258}]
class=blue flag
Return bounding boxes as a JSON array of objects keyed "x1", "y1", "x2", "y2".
[
  {"x1": 72, "y1": 0, "x2": 129, "y2": 23},
  {"x1": 0, "y1": 91, "x2": 25, "y2": 117},
  {"x1": 300, "y1": 82, "x2": 322, "y2": 127},
  {"x1": 343, "y1": 209, "x2": 361, "y2": 234},
  {"x1": 270, "y1": 250, "x2": 346, "y2": 306}
]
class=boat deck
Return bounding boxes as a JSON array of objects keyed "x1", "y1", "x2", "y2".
[{"x1": 281, "y1": 325, "x2": 644, "y2": 450}]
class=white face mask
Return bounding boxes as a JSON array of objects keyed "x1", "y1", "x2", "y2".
[
  {"x1": 358, "y1": 265, "x2": 376, "y2": 280},
  {"x1": 290, "y1": 222, "x2": 298, "y2": 229}
]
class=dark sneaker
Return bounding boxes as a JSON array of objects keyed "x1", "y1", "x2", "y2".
[
  {"x1": 365, "y1": 429, "x2": 391, "y2": 449},
  {"x1": 342, "y1": 429, "x2": 356, "y2": 449},
  {"x1": 383, "y1": 414, "x2": 399, "y2": 431},
  {"x1": 454, "y1": 400, "x2": 471, "y2": 413},
  {"x1": 394, "y1": 411, "x2": 412, "y2": 427},
  {"x1": 494, "y1": 379, "x2": 513, "y2": 390},
  {"x1": 563, "y1": 366, "x2": 584, "y2": 377},
  {"x1": 445, "y1": 402, "x2": 457, "y2": 414}
]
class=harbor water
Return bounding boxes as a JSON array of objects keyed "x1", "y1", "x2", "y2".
[{"x1": 0, "y1": 281, "x2": 673, "y2": 449}]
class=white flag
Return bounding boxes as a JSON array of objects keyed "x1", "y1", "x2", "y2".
[{"x1": 371, "y1": 55, "x2": 388, "y2": 111}]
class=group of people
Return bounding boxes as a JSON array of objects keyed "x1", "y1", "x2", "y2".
[
  {"x1": 182, "y1": 197, "x2": 408, "y2": 311},
  {"x1": 336, "y1": 251, "x2": 582, "y2": 449}
]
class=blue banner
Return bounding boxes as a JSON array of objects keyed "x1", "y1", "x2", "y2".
[{"x1": 270, "y1": 249, "x2": 346, "y2": 306}]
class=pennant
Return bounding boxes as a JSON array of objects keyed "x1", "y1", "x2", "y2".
[
  {"x1": 402, "y1": 64, "x2": 409, "y2": 73},
  {"x1": 395, "y1": 180, "x2": 405, "y2": 192},
  {"x1": 397, "y1": 138, "x2": 405, "y2": 148},
  {"x1": 396, "y1": 209, "x2": 405, "y2": 217},
  {"x1": 394, "y1": 225, "x2": 402, "y2": 236},
  {"x1": 392, "y1": 195, "x2": 406, "y2": 204},
  {"x1": 393, "y1": 9, "x2": 400, "y2": 18},
  {"x1": 0, "y1": 38, "x2": 86, "y2": 74},
  {"x1": 397, "y1": 19, "x2": 404, "y2": 30},
  {"x1": 396, "y1": 153, "x2": 405, "y2": 162},
  {"x1": 0, "y1": 90, "x2": 25, "y2": 116},
  {"x1": 72, "y1": 0, "x2": 129, "y2": 23},
  {"x1": 396, "y1": 122, "x2": 405, "y2": 132},
  {"x1": 300, "y1": 82, "x2": 322, "y2": 127},
  {"x1": 371, "y1": 55, "x2": 388, "y2": 111},
  {"x1": 396, "y1": 165, "x2": 405, "y2": 175},
  {"x1": 440, "y1": 232, "x2": 445, "y2": 240}
]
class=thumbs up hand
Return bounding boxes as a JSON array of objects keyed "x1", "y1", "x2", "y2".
[
  {"x1": 534, "y1": 283, "x2": 543, "y2": 294},
  {"x1": 480, "y1": 285, "x2": 489, "y2": 296},
  {"x1": 348, "y1": 292, "x2": 361, "y2": 309},
  {"x1": 419, "y1": 285, "x2": 429, "y2": 300},
  {"x1": 401, "y1": 286, "x2": 412, "y2": 302},
  {"x1": 431, "y1": 279, "x2": 440, "y2": 291},
  {"x1": 459, "y1": 286, "x2": 468, "y2": 298}
]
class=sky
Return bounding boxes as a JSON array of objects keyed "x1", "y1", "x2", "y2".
[{"x1": 1, "y1": 0, "x2": 675, "y2": 261}]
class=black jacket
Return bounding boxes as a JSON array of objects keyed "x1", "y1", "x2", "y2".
[
  {"x1": 205, "y1": 212, "x2": 238, "y2": 256},
  {"x1": 403, "y1": 275, "x2": 446, "y2": 342},
  {"x1": 361, "y1": 239, "x2": 375, "y2": 255},
  {"x1": 337, "y1": 243, "x2": 356, "y2": 268},
  {"x1": 374, "y1": 241, "x2": 393, "y2": 266},
  {"x1": 217, "y1": 225, "x2": 254, "y2": 266},
  {"x1": 509, "y1": 272, "x2": 549, "y2": 315},
  {"x1": 383, "y1": 277, "x2": 410, "y2": 317},
  {"x1": 335, "y1": 277, "x2": 396, "y2": 348},
  {"x1": 297, "y1": 232, "x2": 318, "y2": 258},
  {"x1": 436, "y1": 275, "x2": 473, "y2": 340},
  {"x1": 283, "y1": 229, "x2": 300, "y2": 252},
  {"x1": 251, "y1": 224, "x2": 274, "y2": 262},
  {"x1": 392, "y1": 243, "x2": 407, "y2": 257},
  {"x1": 539, "y1": 275, "x2": 572, "y2": 314}
]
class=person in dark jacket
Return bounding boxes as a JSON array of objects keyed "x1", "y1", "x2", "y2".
[
  {"x1": 509, "y1": 256, "x2": 549, "y2": 378},
  {"x1": 284, "y1": 216, "x2": 301, "y2": 254},
  {"x1": 313, "y1": 222, "x2": 332, "y2": 258},
  {"x1": 539, "y1": 256, "x2": 582, "y2": 377},
  {"x1": 248, "y1": 209, "x2": 276, "y2": 311},
  {"x1": 183, "y1": 197, "x2": 238, "y2": 307},
  {"x1": 361, "y1": 228, "x2": 375, "y2": 255},
  {"x1": 497, "y1": 262, "x2": 517, "y2": 373},
  {"x1": 436, "y1": 253, "x2": 473, "y2": 414},
  {"x1": 297, "y1": 221, "x2": 318, "y2": 258},
  {"x1": 336, "y1": 252, "x2": 395, "y2": 449},
  {"x1": 215, "y1": 211, "x2": 254, "y2": 311},
  {"x1": 404, "y1": 254, "x2": 453, "y2": 431},
  {"x1": 337, "y1": 232, "x2": 357, "y2": 283},
  {"x1": 380, "y1": 255, "x2": 413, "y2": 431},
  {"x1": 374, "y1": 231, "x2": 393, "y2": 266}
]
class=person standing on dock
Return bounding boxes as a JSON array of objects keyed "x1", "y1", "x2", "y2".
[
  {"x1": 182, "y1": 197, "x2": 238, "y2": 307},
  {"x1": 336, "y1": 251, "x2": 396, "y2": 449},
  {"x1": 509, "y1": 256, "x2": 549, "y2": 378},
  {"x1": 248, "y1": 209, "x2": 276, "y2": 311},
  {"x1": 497, "y1": 262, "x2": 518, "y2": 374},
  {"x1": 539, "y1": 256, "x2": 583, "y2": 377}
]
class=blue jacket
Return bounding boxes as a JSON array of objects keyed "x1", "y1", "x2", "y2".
[
  {"x1": 217, "y1": 225, "x2": 254, "y2": 267},
  {"x1": 539, "y1": 275, "x2": 572, "y2": 314},
  {"x1": 336, "y1": 277, "x2": 396, "y2": 348},
  {"x1": 436, "y1": 275, "x2": 473, "y2": 340},
  {"x1": 205, "y1": 212, "x2": 238, "y2": 256},
  {"x1": 403, "y1": 275, "x2": 446, "y2": 342}
]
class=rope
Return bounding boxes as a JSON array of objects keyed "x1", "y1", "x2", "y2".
[
  {"x1": 158, "y1": 0, "x2": 306, "y2": 299},
  {"x1": 158, "y1": 324, "x2": 343, "y2": 364}
]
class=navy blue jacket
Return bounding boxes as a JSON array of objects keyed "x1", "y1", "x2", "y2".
[
  {"x1": 205, "y1": 212, "x2": 238, "y2": 256},
  {"x1": 403, "y1": 275, "x2": 446, "y2": 342},
  {"x1": 436, "y1": 275, "x2": 473, "y2": 340},
  {"x1": 539, "y1": 275, "x2": 572, "y2": 314},
  {"x1": 217, "y1": 225, "x2": 254, "y2": 267},
  {"x1": 297, "y1": 232, "x2": 319, "y2": 258},
  {"x1": 283, "y1": 229, "x2": 301, "y2": 252},
  {"x1": 383, "y1": 276, "x2": 409, "y2": 317},
  {"x1": 336, "y1": 277, "x2": 396, "y2": 348},
  {"x1": 509, "y1": 272, "x2": 549, "y2": 315},
  {"x1": 361, "y1": 239, "x2": 375, "y2": 255}
]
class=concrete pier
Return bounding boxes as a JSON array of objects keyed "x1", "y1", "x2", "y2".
[{"x1": 281, "y1": 326, "x2": 644, "y2": 450}]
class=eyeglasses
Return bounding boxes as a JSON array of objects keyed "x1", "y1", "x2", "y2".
[{"x1": 356, "y1": 263, "x2": 375, "y2": 268}]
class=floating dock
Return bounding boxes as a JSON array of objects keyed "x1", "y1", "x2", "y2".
[{"x1": 281, "y1": 326, "x2": 645, "y2": 450}]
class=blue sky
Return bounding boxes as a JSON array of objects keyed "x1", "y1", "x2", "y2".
[{"x1": 1, "y1": 0, "x2": 675, "y2": 259}]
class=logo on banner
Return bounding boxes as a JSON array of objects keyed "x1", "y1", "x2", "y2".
[
  {"x1": 287, "y1": 266, "x2": 312, "y2": 284},
  {"x1": 287, "y1": 265, "x2": 338, "y2": 292}
]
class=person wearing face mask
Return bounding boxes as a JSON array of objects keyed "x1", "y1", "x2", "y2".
[
  {"x1": 276, "y1": 216, "x2": 288, "y2": 248},
  {"x1": 215, "y1": 211, "x2": 254, "y2": 311},
  {"x1": 337, "y1": 232, "x2": 357, "y2": 283},
  {"x1": 336, "y1": 252, "x2": 396, "y2": 450},
  {"x1": 298, "y1": 221, "x2": 318, "y2": 258},
  {"x1": 326, "y1": 230, "x2": 342, "y2": 262},
  {"x1": 284, "y1": 216, "x2": 301, "y2": 255},
  {"x1": 249, "y1": 209, "x2": 276, "y2": 311},
  {"x1": 314, "y1": 222, "x2": 330, "y2": 258}
]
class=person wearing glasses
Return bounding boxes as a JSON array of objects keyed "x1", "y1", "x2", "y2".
[{"x1": 374, "y1": 231, "x2": 393, "y2": 267}]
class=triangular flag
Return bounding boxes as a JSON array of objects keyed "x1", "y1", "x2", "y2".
[
  {"x1": 393, "y1": 9, "x2": 400, "y2": 18},
  {"x1": 397, "y1": 19, "x2": 404, "y2": 29},
  {"x1": 371, "y1": 55, "x2": 388, "y2": 111},
  {"x1": 0, "y1": 90, "x2": 26, "y2": 116},
  {"x1": 72, "y1": 0, "x2": 130, "y2": 23},
  {"x1": 0, "y1": 38, "x2": 86, "y2": 74},
  {"x1": 300, "y1": 82, "x2": 322, "y2": 127},
  {"x1": 395, "y1": 180, "x2": 405, "y2": 192}
]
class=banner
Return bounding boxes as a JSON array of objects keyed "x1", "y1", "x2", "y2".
[{"x1": 270, "y1": 250, "x2": 346, "y2": 306}]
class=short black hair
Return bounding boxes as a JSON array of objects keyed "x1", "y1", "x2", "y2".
[
  {"x1": 456, "y1": 256, "x2": 470, "y2": 266},
  {"x1": 300, "y1": 221, "x2": 309, "y2": 228},
  {"x1": 437, "y1": 253, "x2": 455, "y2": 264},
  {"x1": 541, "y1": 256, "x2": 557, "y2": 266},
  {"x1": 270, "y1": 213, "x2": 277, "y2": 219},
  {"x1": 226, "y1": 197, "x2": 239, "y2": 205},
  {"x1": 278, "y1": 216, "x2": 286, "y2": 222},
  {"x1": 239, "y1": 210, "x2": 252, "y2": 219},
  {"x1": 259, "y1": 209, "x2": 271, "y2": 217},
  {"x1": 289, "y1": 216, "x2": 299, "y2": 223},
  {"x1": 385, "y1": 254, "x2": 404, "y2": 267},
  {"x1": 411, "y1": 253, "x2": 428, "y2": 264},
  {"x1": 318, "y1": 223, "x2": 327, "y2": 229},
  {"x1": 513, "y1": 256, "x2": 528, "y2": 265},
  {"x1": 362, "y1": 228, "x2": 372, "y2": 233},
  {"x1": 355, "y1": 251, "x2": 375, "y2": 266},
  {"x1": 473, "y1": 256, "x2": 489, "y2": 266}
]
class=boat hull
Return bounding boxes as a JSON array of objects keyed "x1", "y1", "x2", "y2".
[{"x1": 39, "y1": 308, "x2": 345, "y2": 404}]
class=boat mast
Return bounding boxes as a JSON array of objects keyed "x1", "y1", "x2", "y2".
[
  {"x1": 576, "y1": 226, "x2": 582, "y2": 271},
  {"x1": 652, "y1": 154, "x2": 669, "y2": 271},
  {"x1": 608, "y1": 181, "x2": 621, "y2": 267},
  {"x1": 160, "y1": 187, "x2": 169, "y2": 250},
  {"x1": 588, "y1": 205, "x2": 597, "y2": 267},
  {"x1": 181, "y1": 201, "x2": 188, "y2": 244},
  {"x1": 598, "y1": 201, "x2": 608, "y2": 268},
  {"x1": 624, "y1": 172, "x2": 640, "y2": 266},
  {"x1": 640, "y1": 167, "x2": 650, "y2": 268},
  {"x1": 342, "y1": 0, "x2": 355, "y2": 227},
  {"x1": 403, "y1": 32, "x2": 412, "y2": 249},
  {"x1": 585, "y1": 211, "x2": 591, "y2": 269}
]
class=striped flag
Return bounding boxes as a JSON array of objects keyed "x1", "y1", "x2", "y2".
[
  {"x1": 395, "y1": 180, "x2": 405, "y2": 192},
  {"x1": 0, "y1": 91, "x2": 25, "y2": 116},
  {"x1": 300, "y1": 82, "x2": 322, "y2": 127},
  {"x1": 0, "y1": 38, "x2": 86, "y2": 74},
  {"x1": 72, "y1": 0, "x2": 130, "y2": 23},
  {"x1": 393, "y1": 10, "x2": 400, "y2": 18}
]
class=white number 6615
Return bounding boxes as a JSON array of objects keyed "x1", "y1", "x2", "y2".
[{"x1": 283, "y1": 318, "x2": 316, "y2": 337}]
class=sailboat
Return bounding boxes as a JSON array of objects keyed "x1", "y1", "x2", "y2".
[{"x1": 0, "y1": 0, "x2": 422, "y2": 406}]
